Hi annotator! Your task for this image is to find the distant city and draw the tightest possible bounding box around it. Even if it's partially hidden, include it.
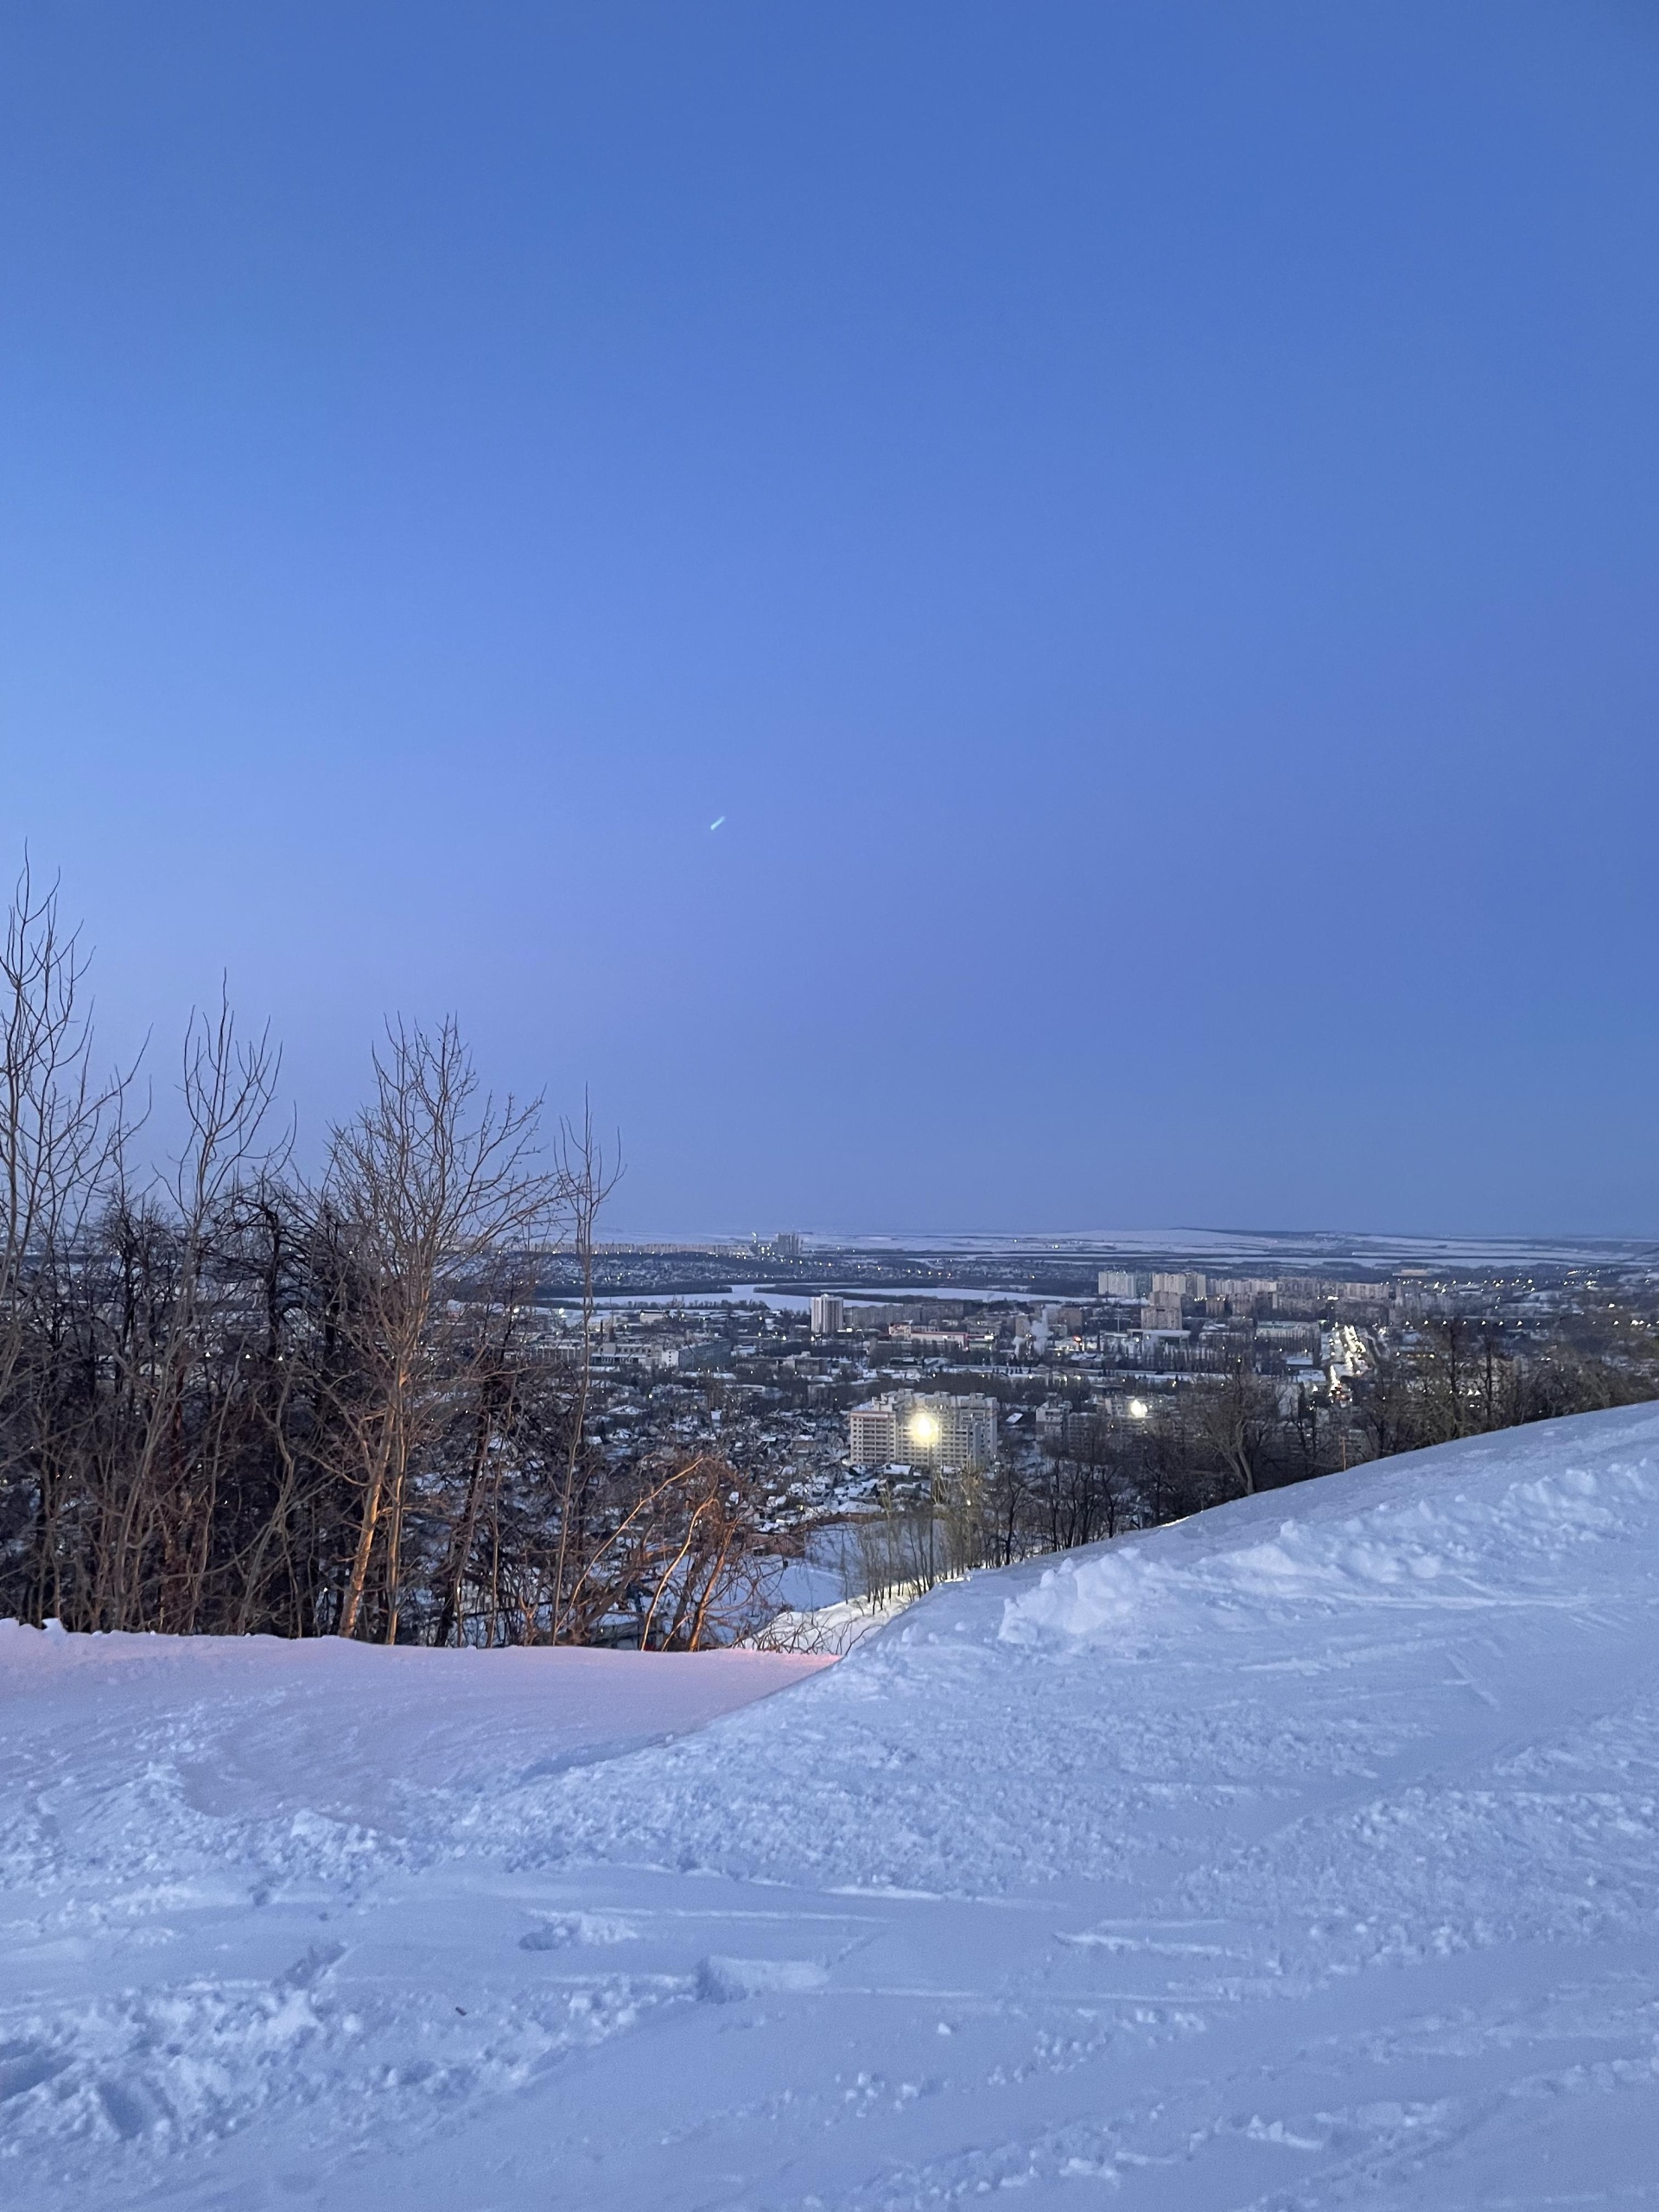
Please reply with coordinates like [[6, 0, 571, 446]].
[[524, 1230, 1659, 1605]]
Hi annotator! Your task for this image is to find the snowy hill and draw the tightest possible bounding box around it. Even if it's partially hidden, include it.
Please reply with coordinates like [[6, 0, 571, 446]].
[[5, 1406, 1659, 2209]]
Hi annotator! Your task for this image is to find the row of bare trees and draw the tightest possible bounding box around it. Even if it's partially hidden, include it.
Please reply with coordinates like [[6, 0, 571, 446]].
[[982, 1323, 1659, 1569], [0, 866, 769, 1646]]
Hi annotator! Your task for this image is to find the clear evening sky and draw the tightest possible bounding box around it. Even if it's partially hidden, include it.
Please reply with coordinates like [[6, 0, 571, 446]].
[[3, 3, 1656, 1237]]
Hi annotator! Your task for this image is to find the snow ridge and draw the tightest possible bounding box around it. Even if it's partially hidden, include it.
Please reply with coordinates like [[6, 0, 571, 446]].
[[5, 1407, 1659, 2209], [1001, 1446, 1653, 1644]]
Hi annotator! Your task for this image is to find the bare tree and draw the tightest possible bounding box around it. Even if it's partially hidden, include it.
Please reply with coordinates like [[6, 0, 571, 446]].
[[0, 861, 132, 1619], [1194, 1361, 1281, 1497], [544, 1102, 620, 1642], [326, 1018, 562, 1642], [88, 990, 286, 1632]]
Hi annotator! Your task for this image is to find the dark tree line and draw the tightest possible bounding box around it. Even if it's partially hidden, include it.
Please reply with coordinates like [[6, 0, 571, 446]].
[[984, 1324, 1659, 1567], [0, 867, 769, 1647]]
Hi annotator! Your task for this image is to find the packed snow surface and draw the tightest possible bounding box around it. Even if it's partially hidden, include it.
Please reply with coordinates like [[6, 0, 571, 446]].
[[6, 1408, 1659, 2209]]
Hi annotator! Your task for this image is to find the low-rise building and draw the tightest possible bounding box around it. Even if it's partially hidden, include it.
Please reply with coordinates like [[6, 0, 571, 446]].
[[1035, 1400, 1070, 1448]]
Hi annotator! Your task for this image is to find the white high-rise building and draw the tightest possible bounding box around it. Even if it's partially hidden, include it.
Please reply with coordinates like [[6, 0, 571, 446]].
[[810, 1294, 845, 1337], [847, 1392, 997, 1472]]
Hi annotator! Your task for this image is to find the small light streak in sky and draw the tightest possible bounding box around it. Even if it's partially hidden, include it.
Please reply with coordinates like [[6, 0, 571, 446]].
[[709, 816, 726, 830]]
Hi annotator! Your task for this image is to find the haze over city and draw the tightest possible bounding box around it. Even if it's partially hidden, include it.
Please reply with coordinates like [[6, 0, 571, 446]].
[[5, 2, 1658, 1236]]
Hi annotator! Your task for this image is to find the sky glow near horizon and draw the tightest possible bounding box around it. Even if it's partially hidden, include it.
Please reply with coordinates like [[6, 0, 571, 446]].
[[2, 3, 1657, 1237]]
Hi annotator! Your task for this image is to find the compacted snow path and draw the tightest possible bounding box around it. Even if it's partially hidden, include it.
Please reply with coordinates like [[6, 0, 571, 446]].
[[5, 1408, 1659, 2209]]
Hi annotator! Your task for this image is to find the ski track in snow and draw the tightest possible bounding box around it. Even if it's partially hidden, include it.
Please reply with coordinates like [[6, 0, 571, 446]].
[[5, 1407, 1659, 2207]]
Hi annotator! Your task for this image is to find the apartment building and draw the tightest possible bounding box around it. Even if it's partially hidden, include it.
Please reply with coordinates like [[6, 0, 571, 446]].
[[848, 1391, 999, 1472]]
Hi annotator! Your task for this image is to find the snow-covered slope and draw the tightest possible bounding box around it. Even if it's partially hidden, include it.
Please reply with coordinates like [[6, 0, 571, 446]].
[[6, 1408, 1659, 2209]]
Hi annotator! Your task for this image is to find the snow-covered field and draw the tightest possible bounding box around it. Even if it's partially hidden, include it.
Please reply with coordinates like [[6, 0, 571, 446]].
[[6, 1407, 1659, 2209]]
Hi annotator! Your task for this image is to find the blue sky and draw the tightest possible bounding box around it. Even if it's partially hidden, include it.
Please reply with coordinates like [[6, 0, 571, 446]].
[[3, 3, 1657, 1235]]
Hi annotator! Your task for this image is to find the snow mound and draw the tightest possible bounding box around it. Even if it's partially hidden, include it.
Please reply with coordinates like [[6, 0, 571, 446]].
[[1000, 1445, 1649, 1644], [7, 1405, 1659, 2209]]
